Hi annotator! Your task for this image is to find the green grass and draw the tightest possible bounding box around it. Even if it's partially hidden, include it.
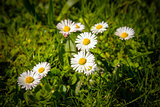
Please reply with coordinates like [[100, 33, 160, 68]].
[[0, 0, 160, 106]]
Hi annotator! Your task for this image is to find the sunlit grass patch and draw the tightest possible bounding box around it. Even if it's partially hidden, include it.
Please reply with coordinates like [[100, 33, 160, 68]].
[[0, 0, 160, 106]]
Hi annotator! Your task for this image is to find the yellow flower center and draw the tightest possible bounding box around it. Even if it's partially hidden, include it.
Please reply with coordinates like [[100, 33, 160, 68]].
[[85, 66, 92, 71], [121, 32, 128, 38], [63, 26, 70, 32], [83, 38, 90, 45], [38, 67, 45, 73], [79, 58, 86, 65], [25, 76, 34, 83], [96, 25, 102, 29], [76, 24, 79, 28], [88, 66, 92, 70]]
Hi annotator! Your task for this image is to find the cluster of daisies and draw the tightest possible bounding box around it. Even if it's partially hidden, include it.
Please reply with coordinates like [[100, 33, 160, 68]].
[[17, 62, 51, 90], [17, 19, 135, 90], [56, 19, 135, 40], [57, 19, 135, 75]]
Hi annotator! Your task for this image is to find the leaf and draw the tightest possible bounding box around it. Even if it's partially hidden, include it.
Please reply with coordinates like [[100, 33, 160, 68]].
[[112, 59, 119, 67], [134, 63, 139, 68], [71, 74, 77, 85], [58, 43, 65, 66], [48, 0, 54, 25], [35, 91, 41, 100], [60, 85, 67, 93], [75, 81, 82, 95], [49, 67, 61, 76], [24, 92, 29, 105], [131, 51, 153, 59], [10, 48, 19, 57], [81, 15, 90, 31], [44, 83, 51, 92], [57, 0, 79, 21], [65, 39, 76, 53]]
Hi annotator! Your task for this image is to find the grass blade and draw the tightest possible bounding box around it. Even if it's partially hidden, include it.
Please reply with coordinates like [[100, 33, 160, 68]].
[[48, 0, 54, 25], [57, 0, 79, 21], [23, 0, 45, 24]]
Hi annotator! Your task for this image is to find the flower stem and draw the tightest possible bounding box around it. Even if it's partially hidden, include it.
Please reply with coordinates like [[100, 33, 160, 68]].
[[68, 36, 71, 57], [75, 72, 84, 95]]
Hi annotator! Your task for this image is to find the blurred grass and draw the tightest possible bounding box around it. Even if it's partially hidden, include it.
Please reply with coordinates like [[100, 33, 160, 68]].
[[0, 0, 160, 106]]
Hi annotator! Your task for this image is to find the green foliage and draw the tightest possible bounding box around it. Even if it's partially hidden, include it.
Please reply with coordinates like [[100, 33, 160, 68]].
[[48, 0, 54, 25], [57, 0, 79, 21], [0, 0, 160, 106]]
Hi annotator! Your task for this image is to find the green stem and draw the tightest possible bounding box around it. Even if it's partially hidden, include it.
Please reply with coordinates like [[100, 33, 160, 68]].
[[75, 73, 84, 95], [79, 72, 84, 87], [68, 36, 71, 57]]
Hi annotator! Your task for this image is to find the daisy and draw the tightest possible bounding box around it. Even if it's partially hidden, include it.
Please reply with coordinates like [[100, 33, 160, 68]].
[[115, 26, 135, 40], [17, 70, 41, 90], [56, 19, 76, 37], [71, 51, 95, 73], [33, 62, 51, 78], [75, 32, 97, 51], [84, 63, 97, 75], [75, 22, 85, 32], [91, 21, 108, 34]]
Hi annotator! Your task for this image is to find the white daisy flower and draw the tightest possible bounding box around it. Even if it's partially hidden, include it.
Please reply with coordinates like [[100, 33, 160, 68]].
[[56, 19, 76, 37], [71, 51, 95, 73], [91, 21, 108, 34], [17, 70, 41, 90], [84, 63, 97, 75], [33, 62, 51, 78], [75, 22, 85, 32], [75, 32, 97, 51], [115, 26, 135, 40]]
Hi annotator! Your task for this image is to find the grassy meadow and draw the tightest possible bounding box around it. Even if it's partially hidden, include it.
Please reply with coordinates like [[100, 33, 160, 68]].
[[0, 0, 160, 106]]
